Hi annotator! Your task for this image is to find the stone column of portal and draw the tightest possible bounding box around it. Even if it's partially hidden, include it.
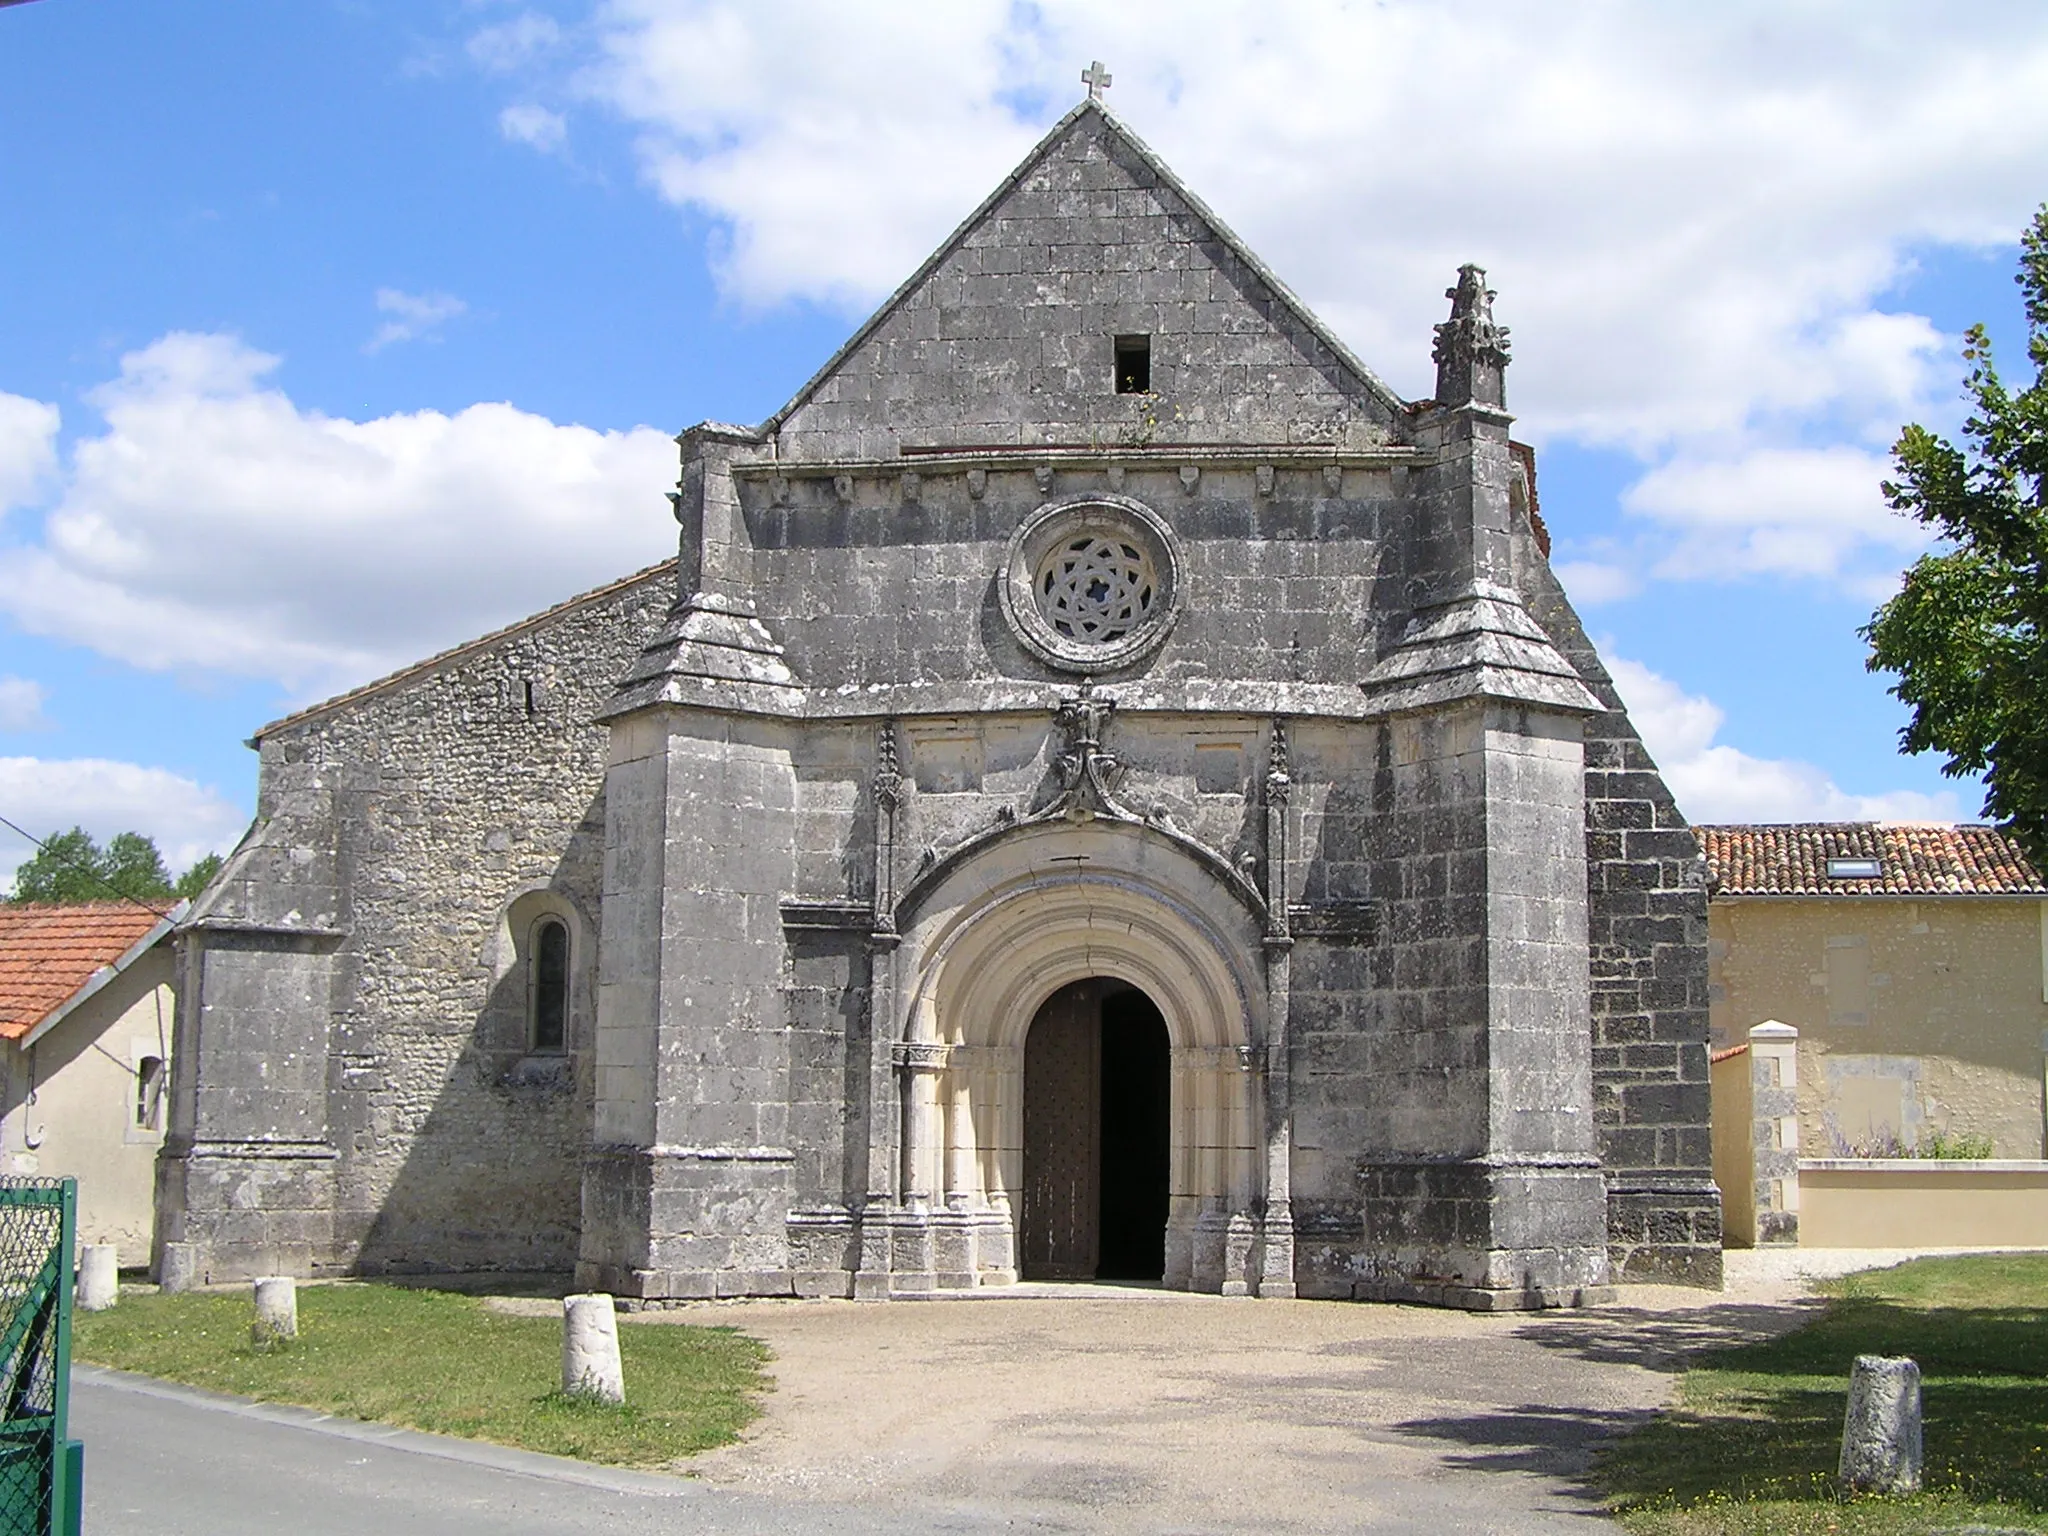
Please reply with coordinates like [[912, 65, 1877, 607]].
[[899, 1044, 940, 1204], [1258, 720, 1297, 1298], [853, 936, 900, 1300], [855, 723, 905, 1300], [944, 1072, 976, 1205], [934, 1066, 979, 1287], [892, 1040, 942, 1291]]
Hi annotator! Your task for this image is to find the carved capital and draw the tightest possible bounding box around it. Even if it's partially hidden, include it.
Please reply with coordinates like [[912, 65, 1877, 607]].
[[892, 1041, 948, 1073]]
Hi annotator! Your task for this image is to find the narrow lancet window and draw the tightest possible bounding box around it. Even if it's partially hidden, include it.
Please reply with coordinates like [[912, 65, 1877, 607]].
[[532, 917, 569, 1053]]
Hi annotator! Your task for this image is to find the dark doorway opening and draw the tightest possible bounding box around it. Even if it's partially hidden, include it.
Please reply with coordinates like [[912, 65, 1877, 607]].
[[1097, 988, 1170, 1279], [1019, 979, 1169, 1282]]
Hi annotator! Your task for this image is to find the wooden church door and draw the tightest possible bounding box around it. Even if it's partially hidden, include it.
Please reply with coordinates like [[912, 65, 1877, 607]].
[[1021, 985, 1100, 1280]]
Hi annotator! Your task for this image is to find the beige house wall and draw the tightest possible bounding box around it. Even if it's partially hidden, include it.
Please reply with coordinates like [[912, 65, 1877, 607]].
[[1709, 897, 2048, 1160], [0, 948, 173, 1260]]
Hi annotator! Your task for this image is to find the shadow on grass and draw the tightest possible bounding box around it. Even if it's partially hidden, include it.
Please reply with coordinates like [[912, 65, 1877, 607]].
[[1592, 1292, 2048, 1524], [363, 1271, 576, 1300]]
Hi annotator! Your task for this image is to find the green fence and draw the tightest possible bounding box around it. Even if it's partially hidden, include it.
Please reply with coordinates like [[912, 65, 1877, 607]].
[[0, 1179, 79, 1536]]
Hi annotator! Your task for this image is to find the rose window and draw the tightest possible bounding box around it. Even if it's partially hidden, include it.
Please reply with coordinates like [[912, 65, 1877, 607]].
[[1036, 536, 1156, 644], [1000, 493, 1184, 672]]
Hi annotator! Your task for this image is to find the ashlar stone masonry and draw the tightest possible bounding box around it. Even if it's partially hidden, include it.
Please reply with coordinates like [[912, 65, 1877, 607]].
[[157, 100, 1721, 1308]]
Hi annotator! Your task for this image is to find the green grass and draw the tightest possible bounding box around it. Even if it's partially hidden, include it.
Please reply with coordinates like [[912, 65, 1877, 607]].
[[1601, 1253, 2048, 1535], [75, 1284, 770, 1467]]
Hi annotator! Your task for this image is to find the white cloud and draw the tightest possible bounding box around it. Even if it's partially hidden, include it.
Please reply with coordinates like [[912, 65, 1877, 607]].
[[0, 391, 60, 517], [1625, 446, 1932, 587], [366, 288, 470, 353], [1606, 653, 1958, 825], [0, 757, 247, 889], [499, 103, 568, 152], [469, 11, 564, 73], [1553, 561, 1639, 607], [0, 678, 47, 733], [0, 332, 679, 699], [0, 678, 46, 733], [565, 2, 2048, 453], [582, 1, 1044, 312]]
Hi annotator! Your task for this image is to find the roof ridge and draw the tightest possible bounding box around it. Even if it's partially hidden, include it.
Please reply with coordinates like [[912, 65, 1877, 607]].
[[253, 558, 677, 741], [758, 99, 1406, 439]]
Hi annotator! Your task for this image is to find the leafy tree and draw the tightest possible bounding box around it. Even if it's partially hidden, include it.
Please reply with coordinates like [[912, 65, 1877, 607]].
[[7, 826, 219, 906], [173, 852, 224, 901], [103, 831, 172, 898], [1864, 203, 2048, 865]]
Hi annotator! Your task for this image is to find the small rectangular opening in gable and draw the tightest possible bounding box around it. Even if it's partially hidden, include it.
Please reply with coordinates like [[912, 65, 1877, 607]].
[[1114, 334, 1151, 395]]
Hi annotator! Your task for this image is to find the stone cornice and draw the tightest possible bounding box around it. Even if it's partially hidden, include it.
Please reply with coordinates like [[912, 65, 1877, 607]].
[[732, 444, 1433, 480]]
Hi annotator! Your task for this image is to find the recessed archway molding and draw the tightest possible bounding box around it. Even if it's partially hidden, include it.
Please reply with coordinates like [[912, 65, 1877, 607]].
[[884, 818, 1271, 1292]]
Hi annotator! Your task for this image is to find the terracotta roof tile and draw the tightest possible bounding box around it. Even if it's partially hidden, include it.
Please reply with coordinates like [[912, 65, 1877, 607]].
[[0, 903, 169, 1040], [1698, 823, 2046, 897]]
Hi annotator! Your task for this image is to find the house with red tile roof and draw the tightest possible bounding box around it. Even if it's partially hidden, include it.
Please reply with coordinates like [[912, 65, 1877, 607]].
[[0, 900, 184, 1257], [1700, 823, 2048, 1249]]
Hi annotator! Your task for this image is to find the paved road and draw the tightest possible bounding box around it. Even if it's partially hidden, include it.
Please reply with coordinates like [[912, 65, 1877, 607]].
[[75, 1367, 996, 1536]]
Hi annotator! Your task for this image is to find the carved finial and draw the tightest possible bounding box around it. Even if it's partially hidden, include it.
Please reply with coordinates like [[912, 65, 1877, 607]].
[[1265, 719, 1292, 807], [874, 719, 903, 810], [1049, 680, 1128, 822], [1081, 60, 1113, 101], [1431, 263, 1511, 409]]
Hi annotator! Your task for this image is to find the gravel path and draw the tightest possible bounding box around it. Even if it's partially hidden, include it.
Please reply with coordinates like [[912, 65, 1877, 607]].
[[524, 1266, 1854, 1534]]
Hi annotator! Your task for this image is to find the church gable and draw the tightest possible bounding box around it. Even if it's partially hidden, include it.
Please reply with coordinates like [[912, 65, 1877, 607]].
[[769, 104, 1402, 461]]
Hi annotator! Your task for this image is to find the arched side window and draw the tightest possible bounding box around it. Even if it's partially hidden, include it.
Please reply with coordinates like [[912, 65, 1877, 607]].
[[530, 916, 570, 1053]]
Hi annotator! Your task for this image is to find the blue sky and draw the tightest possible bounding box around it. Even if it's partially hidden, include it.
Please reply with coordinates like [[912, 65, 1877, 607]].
[[1, 1, 2044, 882]]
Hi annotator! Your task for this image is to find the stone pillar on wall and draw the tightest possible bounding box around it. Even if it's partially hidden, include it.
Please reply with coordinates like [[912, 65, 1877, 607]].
[[1340, 268, 1614, 1308], [152, 791, 345, 1287], [583, 422, 810, 1301], [1747, 1021, 1801, 1245]]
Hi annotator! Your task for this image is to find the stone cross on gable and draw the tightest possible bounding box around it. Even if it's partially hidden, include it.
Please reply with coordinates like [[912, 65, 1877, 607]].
[[1081, 60, 1112, 100]]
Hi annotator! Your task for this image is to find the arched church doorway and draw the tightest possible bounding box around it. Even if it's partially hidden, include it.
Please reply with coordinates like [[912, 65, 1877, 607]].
[[1019, 979, 1170, 1282]]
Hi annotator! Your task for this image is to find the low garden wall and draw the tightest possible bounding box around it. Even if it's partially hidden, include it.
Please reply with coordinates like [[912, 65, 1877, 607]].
[[1798, 1159, 2048, 1247]]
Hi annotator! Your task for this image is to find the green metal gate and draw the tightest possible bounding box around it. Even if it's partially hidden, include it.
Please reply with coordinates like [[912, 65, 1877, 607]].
[[0, 1179, 80, 1536]]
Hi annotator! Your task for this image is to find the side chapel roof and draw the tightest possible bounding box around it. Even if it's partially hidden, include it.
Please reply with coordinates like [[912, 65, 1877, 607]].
[[1699, 822, 2046, 897], [251, 559, 677, 742]]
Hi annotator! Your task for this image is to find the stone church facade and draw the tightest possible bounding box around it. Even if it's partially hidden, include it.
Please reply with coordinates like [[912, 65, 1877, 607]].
[[157, 101, 1721, 1308]]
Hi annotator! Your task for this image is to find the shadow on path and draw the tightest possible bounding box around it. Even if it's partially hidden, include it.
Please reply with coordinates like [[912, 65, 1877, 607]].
[[1509, 1299, 1821, 1372]]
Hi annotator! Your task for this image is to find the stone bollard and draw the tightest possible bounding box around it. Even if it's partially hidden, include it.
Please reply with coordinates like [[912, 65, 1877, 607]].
[[1839, 1354, 1922, 1494], [158, 1242, 198, 1294], [561, 1293, 625, 1404], [76, 1244, 118, 1312], [251, 1276, 299, 1344]]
